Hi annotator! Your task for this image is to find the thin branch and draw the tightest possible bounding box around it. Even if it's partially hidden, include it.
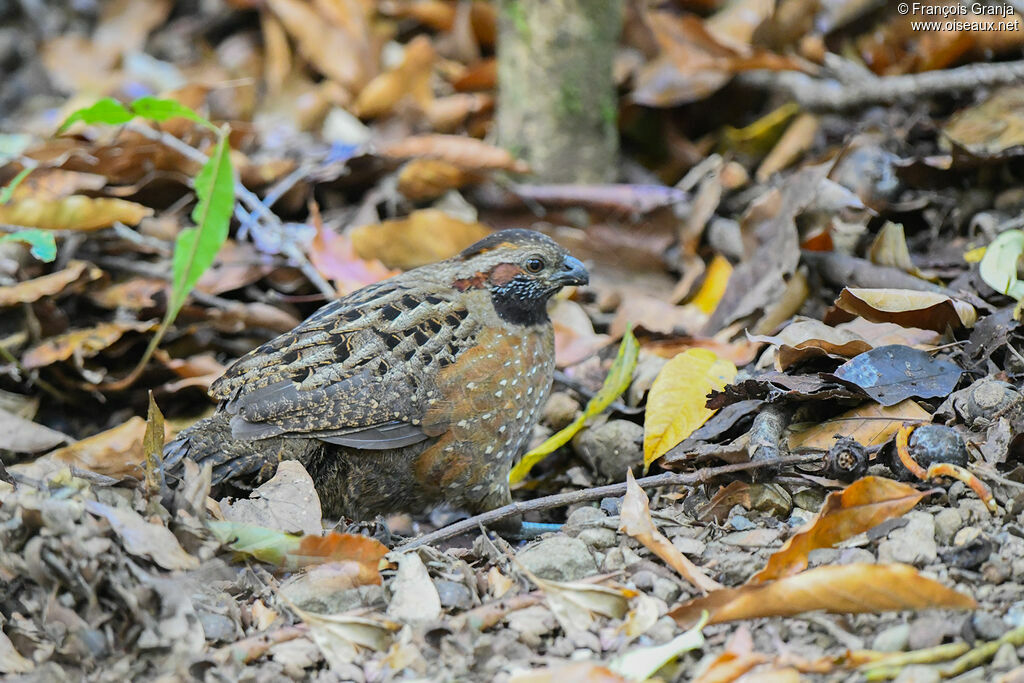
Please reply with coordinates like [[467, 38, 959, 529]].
[[396, 453, 823, 550], [737, 60, 1024, 110]]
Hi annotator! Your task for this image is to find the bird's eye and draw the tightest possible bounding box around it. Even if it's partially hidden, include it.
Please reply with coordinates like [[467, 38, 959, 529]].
[[525, 257, 546, 273]]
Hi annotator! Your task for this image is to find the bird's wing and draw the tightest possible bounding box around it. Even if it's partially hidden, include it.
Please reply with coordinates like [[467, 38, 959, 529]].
[[209, 278, 478, 448]]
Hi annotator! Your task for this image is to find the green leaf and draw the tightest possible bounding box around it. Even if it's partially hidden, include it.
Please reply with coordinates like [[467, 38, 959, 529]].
[[0, 167, 33, 205], [0, 229, 57, 262], [130, 96, 218, 133], [57, 97, 134, 133], [207, 520, 389, 571], [509, 326, 640, 484], [168, 134, 234, 319], [980, 229, 1024, 301]]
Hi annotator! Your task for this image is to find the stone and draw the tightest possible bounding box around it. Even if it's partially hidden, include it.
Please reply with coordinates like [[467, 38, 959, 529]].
[[566, 505, 606, 530], [878, 512, 936, 565], [600, 497, 622, 516], [872, 624, 910, 652], [983, 556, 1011, 585], [518, 536, 598, 581], [577, 527, 617, 549], [972, 611, 1008, 640], [749, 484, 792, 517], [651, 577, 680, 604], [572, 420, 644, 482], [631, 570, 655, 591], [387, 553, 442, 625], [434, 580, 474, 611], [671, 536, 706, 556], [934, 508, 963, 545], [837, 548, 876, 565], [542, 391, 580, 430], [728, 515, 756, 531], [507, 605, 557, 647]]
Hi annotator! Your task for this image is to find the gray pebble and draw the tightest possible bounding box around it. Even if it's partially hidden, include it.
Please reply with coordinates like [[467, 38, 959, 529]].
[[518, 536, 598, 581], [577, 527, 618, 549], [872, 624, 910, 652], [934, 508, 963, 545], [434, 580, 474, 611], [972, 611, 1008, 641]]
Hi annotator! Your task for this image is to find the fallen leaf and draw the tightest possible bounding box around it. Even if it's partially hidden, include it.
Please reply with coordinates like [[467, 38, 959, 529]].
[[221, 461, 323, 535], [690, 254, 732, 314], [0, 409, 72, 453], [979, 229, 1024, 300], [669, 563, 975, 627], [0, 195, 153, 230], [396, 159, 473, 201], [788, 399, 931, 450], [353, 35, 435, 118], [609, 612, 708, 681], [551, 298, 610, 367], [830, 345, 962, 406], [21, 320, 156, 368], [208, 521, 389, 573], [531, 575, 634, 635], [15, 417, 157, 479], [644, 349, 737, 469], [309, 221, 399, 294], [510, 662, 629, 683], [835, 288, 977, 332], [386, 552, 442, 625], [288, 603, 399, 669], [350, 209, 491, 269], [620, 470, 723, 593], [377, 134, 530, 173], [749, 477, 934, 583], [84, 499, 200, 570], [0, 260, 102, 307]]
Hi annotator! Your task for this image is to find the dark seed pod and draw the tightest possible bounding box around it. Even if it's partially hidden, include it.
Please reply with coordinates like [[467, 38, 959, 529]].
[[889, 423, 968, 480], [823, 436, 869, 480]]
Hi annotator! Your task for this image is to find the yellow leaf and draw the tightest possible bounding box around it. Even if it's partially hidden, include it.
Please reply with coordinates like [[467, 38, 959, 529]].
[[690, 254, 732, 314], [0, 195, 152, 230], [643, 349, 737, 470]]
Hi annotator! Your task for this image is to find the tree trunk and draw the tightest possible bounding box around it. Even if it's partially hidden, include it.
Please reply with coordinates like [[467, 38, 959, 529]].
[[496, 0, 623, 183]]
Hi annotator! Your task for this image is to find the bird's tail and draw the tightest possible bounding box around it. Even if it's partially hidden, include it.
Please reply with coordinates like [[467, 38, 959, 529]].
[[162, 412, 302, 486]]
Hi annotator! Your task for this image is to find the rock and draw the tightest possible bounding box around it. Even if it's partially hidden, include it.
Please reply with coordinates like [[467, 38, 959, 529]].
[[671, 536, 706, 556], [983, 556, 1011, 584], [993, 642, 1021, 670], [506, 605, 557, 647], [793, 488, 825, 512], [877, 512, 936, 565], [972, 611, 1008, 640], [600, 497, 623, 516], [518, 536, 598, 580], [908, 615, 963, 650], [729, 515, 756, 531], [934, 508, 963, 545], [837, 548, 876, 565], [719, 529, 781, 547], [958, 499, 991, 524], [651, 577, 680, 604], [631, 570, 655, 590], [602, 546, 643, 572], [387, 553, 442, 625], [543, 392, 580, 430], [808, 548, 840, 567], [566, 505, 605, 530], [893, 665, 940, 683], [872, 624, 910, 652], [954, 526, 982, 546], [577, 527, 617, 549], [434, 580, 474, 610], [572, 420, 643, 482]]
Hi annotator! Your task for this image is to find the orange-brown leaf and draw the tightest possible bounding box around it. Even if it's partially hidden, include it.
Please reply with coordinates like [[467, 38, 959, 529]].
[[0, 260, 102, 307], [350, 209, 491, 269], [620, 470, 723, 593], [669, 563, 975, 627], [21, 320, 155, 369], [835, 288, 976, 332], [749, 477, 934, 583], [377, 134, 530, 173], [0, 196, 153, 231], [396, 159, 472, 201]]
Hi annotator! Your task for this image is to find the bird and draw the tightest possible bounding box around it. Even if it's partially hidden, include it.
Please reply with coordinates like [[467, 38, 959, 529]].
[[163, 228, 589, 522]]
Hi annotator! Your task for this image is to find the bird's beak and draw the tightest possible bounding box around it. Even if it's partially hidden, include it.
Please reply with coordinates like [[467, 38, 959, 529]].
[[553, 255, 589, 286]]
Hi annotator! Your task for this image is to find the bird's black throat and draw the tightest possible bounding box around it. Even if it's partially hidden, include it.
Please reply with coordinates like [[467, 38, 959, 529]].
[[490, 276, 550, 326]]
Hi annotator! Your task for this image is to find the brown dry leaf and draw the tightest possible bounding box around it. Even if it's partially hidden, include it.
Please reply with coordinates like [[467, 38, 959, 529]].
[[309, 222, 398, 295], [0, 196, 153, 231], [221, 461, 323, 535], [84, 499, 200, 570], [396, 159, 472, 201], [381, 0, 456, 31], [21, 320, 155, 369], [750, 477, 934, 583], [350, 209, 491, 269], [868, 222, 936, 281], [0, 260, 102, 307], [162, 353, 226, 393], [87, 278, 167, 310], [424, 93, 493, 132], [669, 563, 975, 627], [452, 58, 497, 91], [9, 169, 106, 201], [0, 408, 73, 454], [265, 0, 374, 91], [944, 86, 1024, 158], [261, 12, 291, 94], [788, 399, 930, 450], [610, 295, 707, 337], [531, 576, 634, 635], [377, 134, 530, 173], [353, 35, 435, 118], [749, 319, 872, 370], [195, 240, 273, 295], [286, 604, 399, 670], [620, 470, 723, 593], [835, 288, 977, 332], [17, 417, 161, 480], [644, 349, 738, 469], [756, 112, 819, 181]]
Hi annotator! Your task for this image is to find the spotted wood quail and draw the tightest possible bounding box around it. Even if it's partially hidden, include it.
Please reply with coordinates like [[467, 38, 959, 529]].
[[164, 229, 588, 520]]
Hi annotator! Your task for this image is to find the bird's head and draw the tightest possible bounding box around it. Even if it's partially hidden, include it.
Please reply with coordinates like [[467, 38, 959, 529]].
[[448, 229, 589, 326]]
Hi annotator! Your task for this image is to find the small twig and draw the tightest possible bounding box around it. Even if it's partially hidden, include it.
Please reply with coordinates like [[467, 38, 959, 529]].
[[396, 453, 822, 550], [737, 60, 1024, 110]]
